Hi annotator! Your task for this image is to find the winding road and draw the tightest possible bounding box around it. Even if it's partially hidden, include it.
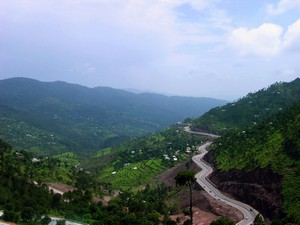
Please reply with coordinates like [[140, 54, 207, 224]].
[[184, 126, 221, 138], [185, 126, 259, 225], [193, 143, 259, 225]]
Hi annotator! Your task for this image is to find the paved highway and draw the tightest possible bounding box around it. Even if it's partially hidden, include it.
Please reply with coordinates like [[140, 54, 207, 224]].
[[193, 142, 259, 225], [184, 126, 221, 138], [0, 222, 11, 225], [49, 217, 85, 225]]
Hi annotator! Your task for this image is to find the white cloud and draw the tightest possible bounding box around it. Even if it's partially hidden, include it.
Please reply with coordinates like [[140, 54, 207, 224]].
[[283, 19, 300, 52], [266, 0, 300, 15], [114, 0, 220, 45], [0, 0, 229, 48], [228, 19, 300, 56], [0, 0, 229, 69], [228, 23, 283, 56]]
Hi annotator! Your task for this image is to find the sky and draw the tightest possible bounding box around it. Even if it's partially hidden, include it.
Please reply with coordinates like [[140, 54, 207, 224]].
[[0, 0, 300, 100]]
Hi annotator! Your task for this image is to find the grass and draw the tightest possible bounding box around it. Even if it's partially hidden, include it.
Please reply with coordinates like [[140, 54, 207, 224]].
[[95, 147, 113, 157], [98, 158, 168, 190], [53, 152, 79, 164]]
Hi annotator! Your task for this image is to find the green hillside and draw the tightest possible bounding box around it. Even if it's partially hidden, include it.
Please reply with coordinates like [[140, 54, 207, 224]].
[[192, 78, 300, 134], [0, 77, 227, 156], [208, 101, 300, 223], [0, 138, 175, 225], [85, 124, 206, 190]]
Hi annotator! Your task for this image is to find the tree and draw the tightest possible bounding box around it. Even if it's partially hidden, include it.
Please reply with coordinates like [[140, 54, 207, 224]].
[[0, 139, 11, 172], [57, 220, 66, 225], [51, 193, 62, 209], [21, 206, 34, 221], [175, 170, 196, 225], [254, 214, 265, 225], [3, 210, 19, 222], [210, 216, 235, 225], [41, 215, 51, 225]]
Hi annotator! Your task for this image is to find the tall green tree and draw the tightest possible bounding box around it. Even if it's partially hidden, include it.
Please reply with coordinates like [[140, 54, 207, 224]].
[[175, 170, 196, 225], [0, 139, 11, 172]]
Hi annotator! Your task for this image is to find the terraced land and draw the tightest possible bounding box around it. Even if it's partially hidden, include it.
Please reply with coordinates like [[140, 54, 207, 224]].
[[99, 159, 169, 190]]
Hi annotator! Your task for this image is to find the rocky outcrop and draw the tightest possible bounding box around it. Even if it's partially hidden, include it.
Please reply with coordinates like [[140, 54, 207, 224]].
[[204, 151, 284, 221]]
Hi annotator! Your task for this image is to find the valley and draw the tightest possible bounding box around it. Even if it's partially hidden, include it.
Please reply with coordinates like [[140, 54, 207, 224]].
[[0, 78, 300, 225], [0, 78, 227, 156]]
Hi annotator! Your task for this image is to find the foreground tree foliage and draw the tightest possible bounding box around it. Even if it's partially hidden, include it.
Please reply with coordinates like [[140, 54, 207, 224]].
[[175, 170, 196, 225]]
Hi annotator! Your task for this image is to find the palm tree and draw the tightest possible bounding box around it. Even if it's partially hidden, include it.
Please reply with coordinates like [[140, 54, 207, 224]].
[[175, 170, 196, 224]]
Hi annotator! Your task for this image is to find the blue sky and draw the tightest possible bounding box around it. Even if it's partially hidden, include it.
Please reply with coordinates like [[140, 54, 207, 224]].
[[1, 0, 300, 100]]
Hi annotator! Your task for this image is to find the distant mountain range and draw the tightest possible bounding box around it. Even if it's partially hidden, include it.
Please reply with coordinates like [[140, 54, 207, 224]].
[[123, 88, 173, 96], [0, 77, 227, 155]]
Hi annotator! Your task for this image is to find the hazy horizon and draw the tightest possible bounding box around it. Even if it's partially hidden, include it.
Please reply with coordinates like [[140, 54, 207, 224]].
[[1, 0, 300, 100]]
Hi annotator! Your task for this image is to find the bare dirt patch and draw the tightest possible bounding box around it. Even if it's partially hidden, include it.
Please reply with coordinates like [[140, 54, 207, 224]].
[[170, 208, 218, 225], [47, 183, 76, 193]]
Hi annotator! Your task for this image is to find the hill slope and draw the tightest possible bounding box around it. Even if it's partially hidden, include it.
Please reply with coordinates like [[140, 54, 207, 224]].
[[204, 100, 300, 223], [0, 138, 176, 225], [192, 78, 300, 134], [0, 77, 227, 155], [84, 124, 206, 190]]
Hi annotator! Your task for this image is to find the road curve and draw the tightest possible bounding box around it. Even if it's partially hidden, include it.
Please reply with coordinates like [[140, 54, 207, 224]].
[[192, 142, 259, 225], [184, 126, 221, 138]]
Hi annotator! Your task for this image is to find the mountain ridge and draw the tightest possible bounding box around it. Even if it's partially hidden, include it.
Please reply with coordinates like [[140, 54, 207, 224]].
[[191, 78, 300, 134], [0, 77, 227, 155], [201, 93, 300, 223]]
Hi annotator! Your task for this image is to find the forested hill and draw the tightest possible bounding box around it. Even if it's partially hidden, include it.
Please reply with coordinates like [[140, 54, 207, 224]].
[[191, 78, 300, 134], [0, 77, 227, 155], [207, 100, 300, 223]]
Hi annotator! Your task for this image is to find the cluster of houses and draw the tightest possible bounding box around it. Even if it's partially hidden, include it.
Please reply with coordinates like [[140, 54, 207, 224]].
[[163, 154, 178, 161], [15, 151, 42, 163], [163, 146, 195, 162], [110, 144, 198, 175]]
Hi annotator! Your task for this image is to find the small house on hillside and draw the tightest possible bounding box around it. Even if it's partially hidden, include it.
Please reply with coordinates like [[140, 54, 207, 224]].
[[185, 147, 192, 154], [32, 158, 40, 163]]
